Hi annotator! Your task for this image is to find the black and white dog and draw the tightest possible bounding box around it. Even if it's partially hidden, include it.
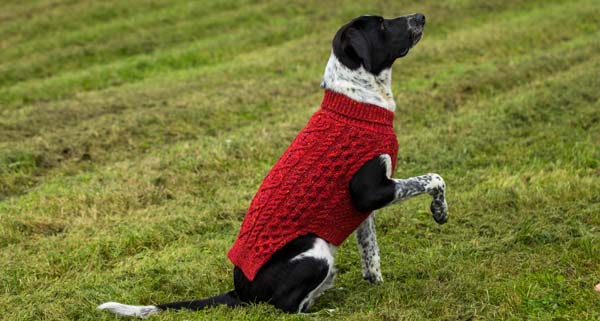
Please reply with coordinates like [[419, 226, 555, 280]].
[[98, 13, 447, 318]]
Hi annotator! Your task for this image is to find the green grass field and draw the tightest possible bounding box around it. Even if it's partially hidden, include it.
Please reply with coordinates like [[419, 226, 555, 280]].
[[1, 0, 599, 320]]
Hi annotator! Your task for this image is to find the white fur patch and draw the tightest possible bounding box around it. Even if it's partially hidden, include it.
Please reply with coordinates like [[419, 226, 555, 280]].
[[292, 238, 337, 312], [426, 173, 445, 190], [291, 238, 336, 265], [321, 53, 396, 111], [379, 154, 392, 178], [97, 302, 160, 318]]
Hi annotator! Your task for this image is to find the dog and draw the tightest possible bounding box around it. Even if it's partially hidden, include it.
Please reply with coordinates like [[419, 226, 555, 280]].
[[98, 13, 447, 318]]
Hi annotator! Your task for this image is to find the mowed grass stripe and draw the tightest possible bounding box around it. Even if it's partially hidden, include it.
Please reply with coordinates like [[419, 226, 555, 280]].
[[0, 0, 276, 66], [0, 0, 567, 93], [394, 30, 600, 121], [0, 0, 567, 71], [0, 0, 251, 50], [0, 0, 589, 103], [0, 0, 291, 88], [0, 1, 346, 104], [3, 11, 598, 138], [0, 0, 71, 23]]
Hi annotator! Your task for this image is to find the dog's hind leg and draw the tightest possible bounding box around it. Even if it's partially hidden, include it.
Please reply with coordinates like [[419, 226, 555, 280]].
[[350, 154, 448, 224], [234, 235, 336, 313], [356, 214, 383, 283]]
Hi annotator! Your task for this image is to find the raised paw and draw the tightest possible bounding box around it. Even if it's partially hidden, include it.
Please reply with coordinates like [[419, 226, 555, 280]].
[[430, 191, 448, 224], [426, 174, 448, 224]]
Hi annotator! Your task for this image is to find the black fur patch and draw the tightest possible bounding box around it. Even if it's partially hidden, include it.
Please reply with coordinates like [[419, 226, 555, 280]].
[[234, 234, 330, 313], [349, 156, 396, 212]]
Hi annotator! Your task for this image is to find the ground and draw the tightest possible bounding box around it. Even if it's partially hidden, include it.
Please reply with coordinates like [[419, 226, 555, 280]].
[[0, 0, 599, 320]]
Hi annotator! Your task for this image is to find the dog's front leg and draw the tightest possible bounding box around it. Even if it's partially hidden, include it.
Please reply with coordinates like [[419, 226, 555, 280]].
[[390, 172, 448, 224], [356, 214, 383, 283], [350, 154, 448, 224]]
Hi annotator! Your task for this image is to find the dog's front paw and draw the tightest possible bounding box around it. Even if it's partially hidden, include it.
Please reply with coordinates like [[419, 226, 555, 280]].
[[363, 272, 383, 284], [427, 174, 448, 224], [430, 190, 448, 224], [362, 268, 383, 284]]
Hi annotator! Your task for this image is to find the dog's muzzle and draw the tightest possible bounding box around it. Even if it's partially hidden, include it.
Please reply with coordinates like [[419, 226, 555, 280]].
[[408, 13, 425, 47]]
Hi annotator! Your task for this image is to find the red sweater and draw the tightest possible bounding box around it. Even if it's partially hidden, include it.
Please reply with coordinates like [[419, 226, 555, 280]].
[[228, 90, 398, 280]]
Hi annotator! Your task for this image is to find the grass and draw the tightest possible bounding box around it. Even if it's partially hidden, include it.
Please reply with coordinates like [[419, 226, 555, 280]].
[[0, 0, 599, 320]]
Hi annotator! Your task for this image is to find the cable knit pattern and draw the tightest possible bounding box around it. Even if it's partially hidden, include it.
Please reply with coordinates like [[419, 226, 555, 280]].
[[228, 90, 398, 280]]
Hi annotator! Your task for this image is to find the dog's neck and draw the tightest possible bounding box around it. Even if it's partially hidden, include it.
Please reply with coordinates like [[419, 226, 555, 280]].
[[320, 52, 396, 112]]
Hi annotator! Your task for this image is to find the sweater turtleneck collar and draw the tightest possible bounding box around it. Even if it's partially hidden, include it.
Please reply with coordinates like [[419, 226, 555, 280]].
[[320, 90, 395, 128]]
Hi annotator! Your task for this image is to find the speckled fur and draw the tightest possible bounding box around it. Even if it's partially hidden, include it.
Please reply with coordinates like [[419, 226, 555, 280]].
[[356, 215, 383, 283], [380, 154, 448, 223], [321, 53, 396, 111]]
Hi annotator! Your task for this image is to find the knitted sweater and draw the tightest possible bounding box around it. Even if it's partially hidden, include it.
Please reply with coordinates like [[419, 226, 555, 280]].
[[228, 90, 398, 281]]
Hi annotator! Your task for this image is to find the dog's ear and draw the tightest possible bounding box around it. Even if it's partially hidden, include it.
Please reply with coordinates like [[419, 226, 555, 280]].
[[342, 27, 372, 71], [343, 27, 373, 71], [333, 23, 373, 71]]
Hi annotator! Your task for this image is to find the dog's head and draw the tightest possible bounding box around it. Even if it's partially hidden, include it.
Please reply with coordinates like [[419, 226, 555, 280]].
[[332, 13, 425, 75]]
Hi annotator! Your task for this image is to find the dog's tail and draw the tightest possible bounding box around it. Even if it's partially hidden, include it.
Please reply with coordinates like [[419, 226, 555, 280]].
[[97, 290, 242, 318]]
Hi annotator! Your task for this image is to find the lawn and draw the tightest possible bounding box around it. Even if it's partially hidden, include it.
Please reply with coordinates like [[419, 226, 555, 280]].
[[1, 0, 599, 320]]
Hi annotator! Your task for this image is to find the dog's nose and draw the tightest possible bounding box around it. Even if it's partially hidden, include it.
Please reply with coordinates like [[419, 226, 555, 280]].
[[414, 13, 425, 26]]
